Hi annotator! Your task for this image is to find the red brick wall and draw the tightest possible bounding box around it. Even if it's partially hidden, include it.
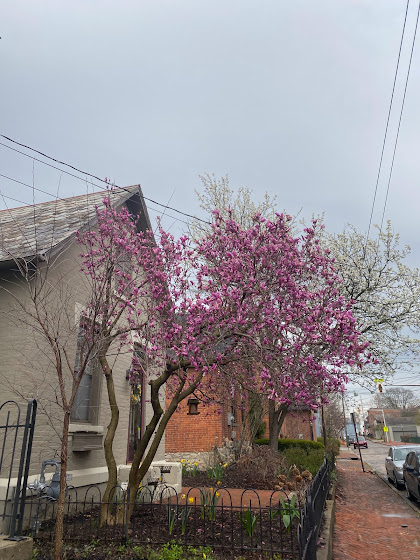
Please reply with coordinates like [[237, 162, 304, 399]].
[[261, 409, 314, 440], [166, 398, 226, 453]]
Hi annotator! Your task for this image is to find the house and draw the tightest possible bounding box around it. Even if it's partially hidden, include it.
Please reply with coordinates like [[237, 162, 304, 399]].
[[165, 370, 317, 466], [0, 186, 178, 517], [366, 408, 420, 442]]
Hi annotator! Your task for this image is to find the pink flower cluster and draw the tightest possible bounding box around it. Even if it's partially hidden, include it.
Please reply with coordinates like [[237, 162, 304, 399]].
[[76, 198, 368, 410]]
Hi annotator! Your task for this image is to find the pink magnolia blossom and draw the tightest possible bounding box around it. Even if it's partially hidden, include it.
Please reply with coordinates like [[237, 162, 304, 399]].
[[77, 197, 368, 423]]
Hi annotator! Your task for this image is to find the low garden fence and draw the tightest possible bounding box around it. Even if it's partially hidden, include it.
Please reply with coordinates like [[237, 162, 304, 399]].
[[297, 453, 333, 560], [25, 454, 333, 559], [26, 484, 301, 558]]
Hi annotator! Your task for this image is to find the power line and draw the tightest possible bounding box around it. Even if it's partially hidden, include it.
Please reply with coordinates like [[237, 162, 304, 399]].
[[366, 0, 410, 240], [0, 172, 190, 226], [380, 0, 420, 231], [0, 172, 73, 204], [0, 135, 211, 225]]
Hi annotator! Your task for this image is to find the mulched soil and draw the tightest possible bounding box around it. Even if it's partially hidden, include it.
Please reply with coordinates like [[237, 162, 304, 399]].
[[33, 501, 299, 560], [183, 464, 278, 490], [333, 452, 420, 560]]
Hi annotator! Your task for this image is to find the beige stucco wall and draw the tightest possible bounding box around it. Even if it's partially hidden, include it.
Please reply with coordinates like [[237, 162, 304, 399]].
[[0, 238, 165, 487]]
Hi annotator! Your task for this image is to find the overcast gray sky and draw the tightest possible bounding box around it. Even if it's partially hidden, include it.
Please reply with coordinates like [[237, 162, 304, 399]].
[[2, 1, 420, 401]]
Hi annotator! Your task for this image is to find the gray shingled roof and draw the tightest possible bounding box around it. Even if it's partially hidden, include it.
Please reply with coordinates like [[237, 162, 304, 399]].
[[0, 186, 145, 264]]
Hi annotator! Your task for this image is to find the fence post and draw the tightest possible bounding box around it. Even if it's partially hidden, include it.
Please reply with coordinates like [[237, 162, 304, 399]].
[[16, 400, 37, 537], [7, 399, 37, 540]]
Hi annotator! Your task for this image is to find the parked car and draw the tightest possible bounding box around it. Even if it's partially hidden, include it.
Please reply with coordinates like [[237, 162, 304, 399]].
[[353, 436, 368, 449], [347, 435, 355, 446], [403, 450, 420, 501], [386, 445, 420, 488]]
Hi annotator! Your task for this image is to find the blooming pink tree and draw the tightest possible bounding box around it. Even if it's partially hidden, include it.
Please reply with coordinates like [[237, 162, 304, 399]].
[[77, 199, 367, 516]]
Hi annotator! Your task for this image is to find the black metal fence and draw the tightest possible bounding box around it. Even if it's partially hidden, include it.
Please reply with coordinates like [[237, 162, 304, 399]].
[[297, 453, 333, 560], [21, 450, 333, 559], [26, 484, 301, 558], [0, 399, 37, 540]]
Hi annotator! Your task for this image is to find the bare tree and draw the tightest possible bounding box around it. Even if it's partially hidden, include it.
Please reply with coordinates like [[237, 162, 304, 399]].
[[380, 387, 419, 410], [323, 394, 346, 438]]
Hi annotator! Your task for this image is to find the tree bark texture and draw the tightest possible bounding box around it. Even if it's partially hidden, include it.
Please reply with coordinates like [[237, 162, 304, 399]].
[[268, 400, 289, 450], [100, 364, 120, 524], [53, 410, 70, 560]]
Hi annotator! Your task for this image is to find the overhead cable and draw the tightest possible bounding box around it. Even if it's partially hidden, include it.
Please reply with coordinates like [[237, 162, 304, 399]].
[[380, 0, 420, 231], [0, 135, 211, 225], [366, 0, 410, 241]]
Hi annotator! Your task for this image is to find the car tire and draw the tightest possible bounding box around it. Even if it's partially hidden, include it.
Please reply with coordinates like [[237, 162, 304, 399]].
[[393, 471, 401, 488], [406, 484, 416, 501]]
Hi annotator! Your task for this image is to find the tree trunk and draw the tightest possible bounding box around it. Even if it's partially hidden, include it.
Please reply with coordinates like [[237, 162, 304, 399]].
[[53, 410, 70, 560], [268, 401, 289, 451], [101, 369, 120, 524], [321, 405, 328, 451]]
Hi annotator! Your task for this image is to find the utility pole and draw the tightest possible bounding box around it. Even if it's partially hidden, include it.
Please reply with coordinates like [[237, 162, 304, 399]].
[[351, 412, 365, 473], [341, 394, 349, 447], [374, 378, 388, 442], [354, 392, 366, 435], [380, 396, 389, 443]]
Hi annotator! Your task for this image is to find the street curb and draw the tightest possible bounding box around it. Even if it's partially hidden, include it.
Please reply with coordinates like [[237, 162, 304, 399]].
[[316, 480, 337, 560]]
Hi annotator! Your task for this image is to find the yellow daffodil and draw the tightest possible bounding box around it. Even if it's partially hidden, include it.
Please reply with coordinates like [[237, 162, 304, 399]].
[[217, 480, 222, 485], [181, 494, 186, 500], [188, 497, 194, 504], [215, 492, 220, 498], [223, 463, 228, 468]]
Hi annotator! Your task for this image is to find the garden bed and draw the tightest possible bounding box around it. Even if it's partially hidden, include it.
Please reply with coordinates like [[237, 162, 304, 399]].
[[30, 494, 300, 560]]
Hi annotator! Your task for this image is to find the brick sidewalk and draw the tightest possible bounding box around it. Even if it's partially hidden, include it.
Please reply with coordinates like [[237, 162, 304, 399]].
[[333, 449, 420, 559]]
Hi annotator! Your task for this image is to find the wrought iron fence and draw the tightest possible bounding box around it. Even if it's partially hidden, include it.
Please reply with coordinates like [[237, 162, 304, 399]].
[[0, 399, 37, 540], [297, 453, 333, 560], [23, 452, 334, 559], [26, 484, 301, 558]]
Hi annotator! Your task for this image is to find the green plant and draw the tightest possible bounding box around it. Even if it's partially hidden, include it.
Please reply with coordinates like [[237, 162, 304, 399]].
[[167, 505, 178, 535], [206, 462, 226, 481], [200, 488, 220, 521], [31, 549, 38, 560], [254, 421, 266, 439], [238, 508, 259, 537], [283, 446, 325, 475], [255, 437, 324, 453], [181, 459, 201, 477], [80, 538, 101, 558], [279, 495, 300, 530], [187, 546, 213, 560], [131, 544, 147, 558], [117, 542, 129, 553], [317, 437, 341, 457], [158, 542, 185, 560]]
